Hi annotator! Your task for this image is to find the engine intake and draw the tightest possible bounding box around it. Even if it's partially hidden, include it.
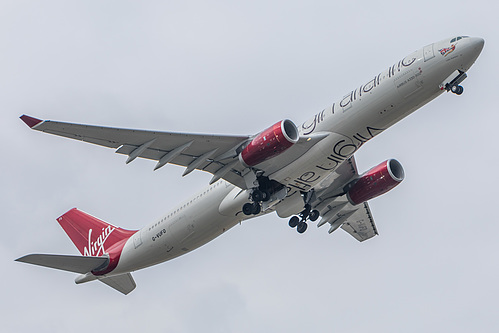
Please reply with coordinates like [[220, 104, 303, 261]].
[[239, 119, 299, 167], [346, 159, 405, 205]]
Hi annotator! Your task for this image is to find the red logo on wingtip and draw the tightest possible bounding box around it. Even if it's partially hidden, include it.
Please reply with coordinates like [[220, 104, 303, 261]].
[[20, 115, 43, 128]]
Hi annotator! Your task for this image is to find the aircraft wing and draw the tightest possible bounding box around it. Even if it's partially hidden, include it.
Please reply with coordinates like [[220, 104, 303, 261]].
[[20, 115, 251, 189], [311, 156, 378, 242]]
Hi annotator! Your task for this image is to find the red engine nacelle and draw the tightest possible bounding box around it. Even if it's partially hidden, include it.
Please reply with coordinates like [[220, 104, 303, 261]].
[[239, 119, 299, 167], [346, 159, 405, 205]]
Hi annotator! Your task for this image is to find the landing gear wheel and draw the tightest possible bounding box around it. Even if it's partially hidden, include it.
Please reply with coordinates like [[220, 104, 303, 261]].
[[252, 189, 271, 202], [243, 203, 254, 216], [451, 84, 464, 95], [251, 202, 261, 215], [289, 216, 299, 228], [261, 190, 270, 202], [251, 190, 264, 202], [297, 221, 308, 234], [309, 210, 320, 222]]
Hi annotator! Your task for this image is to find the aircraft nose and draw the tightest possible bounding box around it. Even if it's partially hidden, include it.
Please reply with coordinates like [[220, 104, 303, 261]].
[[470, 37, 485, 55], [459, 37, 484, 71]]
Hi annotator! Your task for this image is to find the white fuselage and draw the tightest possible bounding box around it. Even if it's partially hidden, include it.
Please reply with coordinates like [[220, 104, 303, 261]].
[[111, 37, 484, 276]]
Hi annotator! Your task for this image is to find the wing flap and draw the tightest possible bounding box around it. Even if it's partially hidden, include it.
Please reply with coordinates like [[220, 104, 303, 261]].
[[315, 199, 378, 242], [340, 202, 378, 242]]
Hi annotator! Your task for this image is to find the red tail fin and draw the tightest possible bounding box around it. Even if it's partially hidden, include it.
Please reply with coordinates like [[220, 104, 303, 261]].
[[57, 208, 136, 257]]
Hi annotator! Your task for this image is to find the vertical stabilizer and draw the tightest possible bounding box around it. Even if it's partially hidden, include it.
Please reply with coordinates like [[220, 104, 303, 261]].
[[57, 208, 136, 257]]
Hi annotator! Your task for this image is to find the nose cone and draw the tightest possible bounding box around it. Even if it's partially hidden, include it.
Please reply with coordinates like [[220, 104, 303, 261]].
[[470, 37, 485, 55], [459, 36, 485, 71]]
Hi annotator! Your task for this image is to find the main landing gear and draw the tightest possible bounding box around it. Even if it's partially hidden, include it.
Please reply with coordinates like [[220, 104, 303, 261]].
[[242, 176, 276, 216], [243, 188, 270, 216], [242, 202, 261, 215], [288, 204, 320, 234]]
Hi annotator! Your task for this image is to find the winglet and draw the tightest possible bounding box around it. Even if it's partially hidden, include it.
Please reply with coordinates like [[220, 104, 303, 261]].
[[20, 115, 43, 128]]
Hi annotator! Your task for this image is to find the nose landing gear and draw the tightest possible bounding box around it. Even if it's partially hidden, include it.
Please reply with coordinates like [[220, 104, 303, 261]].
[[445, 70, 467, 95], [451, 84, 464, 95]]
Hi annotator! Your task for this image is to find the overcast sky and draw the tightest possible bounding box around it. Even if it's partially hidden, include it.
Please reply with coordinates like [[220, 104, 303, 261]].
[[1, 1, 498, 332]]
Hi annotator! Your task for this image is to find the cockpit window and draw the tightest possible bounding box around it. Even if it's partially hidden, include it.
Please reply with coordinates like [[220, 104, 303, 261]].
[[450, 36, 469, 43]]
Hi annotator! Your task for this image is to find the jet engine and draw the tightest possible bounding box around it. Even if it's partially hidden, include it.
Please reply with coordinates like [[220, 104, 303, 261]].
[[346, 159, 405, 205], [239, 119, 299, 167]]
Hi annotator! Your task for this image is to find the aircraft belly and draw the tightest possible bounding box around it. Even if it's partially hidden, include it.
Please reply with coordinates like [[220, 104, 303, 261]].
[[114, 184, 240, 273], [269, 133, 353, 193], [219, 186, 248, 217]]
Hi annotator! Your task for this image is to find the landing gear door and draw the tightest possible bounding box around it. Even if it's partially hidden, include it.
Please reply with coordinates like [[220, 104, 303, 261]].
[[423, 44, 435, 62]]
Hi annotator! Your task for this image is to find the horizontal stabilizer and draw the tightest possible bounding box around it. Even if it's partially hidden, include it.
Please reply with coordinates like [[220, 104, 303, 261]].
[[16, 254, 108, 274], [99, 273, 136, 295]]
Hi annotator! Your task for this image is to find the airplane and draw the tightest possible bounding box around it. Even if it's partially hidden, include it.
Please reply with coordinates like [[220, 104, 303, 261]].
[[16, 36, 484, 295]]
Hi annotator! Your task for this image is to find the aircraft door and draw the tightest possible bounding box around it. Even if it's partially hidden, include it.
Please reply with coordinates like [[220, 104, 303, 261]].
[[133, 230, 142, 248], [423, 44, 435, 62]]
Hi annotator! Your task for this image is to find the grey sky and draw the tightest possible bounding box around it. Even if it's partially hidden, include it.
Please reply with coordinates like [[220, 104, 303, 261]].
[[2, 1, 498, 332]]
